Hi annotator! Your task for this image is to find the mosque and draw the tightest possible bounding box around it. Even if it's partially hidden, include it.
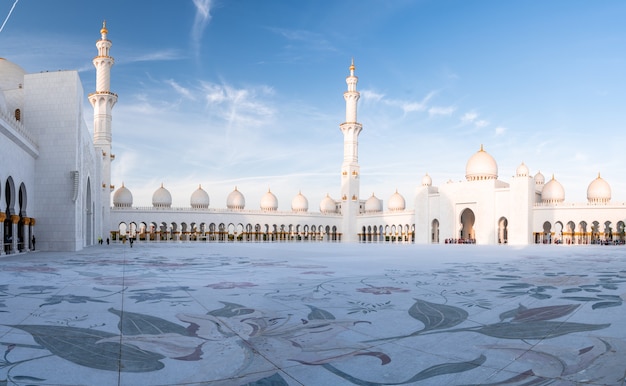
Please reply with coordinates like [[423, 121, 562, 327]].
[[1, 24, 624, 253]]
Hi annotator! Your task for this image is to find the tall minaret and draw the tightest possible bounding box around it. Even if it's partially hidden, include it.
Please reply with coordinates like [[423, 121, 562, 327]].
[[89, 21, 117, 239], [339, 59, 362, 242]]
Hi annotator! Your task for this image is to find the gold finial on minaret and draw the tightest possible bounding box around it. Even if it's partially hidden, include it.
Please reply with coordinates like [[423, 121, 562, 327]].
[[100, 20, 108, 35], [349, 57, 355, 72]]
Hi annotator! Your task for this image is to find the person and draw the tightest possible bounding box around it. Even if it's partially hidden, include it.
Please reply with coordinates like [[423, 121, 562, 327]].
[[32, 236, 35, 250], [129, 238, 134, 248], [106, 238, 109, 245]]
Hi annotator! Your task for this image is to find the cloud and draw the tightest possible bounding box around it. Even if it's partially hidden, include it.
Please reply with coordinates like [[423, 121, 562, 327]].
[[268, 27, 336, 53], [494, 126, 507, 136], [166, 79, 196, 100], [360, 89, 385, 103], [475, 119, 489, 128], [461, 111, 478, 124], [200, 81, 275, 126], [460, 111, 488, 127], [191, 0, 213, 54], [126, 50, 184, 63], [363, 90, 436, 115], [428, 106, 456, 116]]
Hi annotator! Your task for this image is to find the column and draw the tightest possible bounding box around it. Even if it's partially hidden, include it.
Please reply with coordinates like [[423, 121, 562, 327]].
[[22, 217, 30, 251], [11, 215, 19, 253], [0, 212, 5, 255]]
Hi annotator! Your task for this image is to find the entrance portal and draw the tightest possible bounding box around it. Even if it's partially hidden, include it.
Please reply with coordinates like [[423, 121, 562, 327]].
[[460, 208, 475, 242]]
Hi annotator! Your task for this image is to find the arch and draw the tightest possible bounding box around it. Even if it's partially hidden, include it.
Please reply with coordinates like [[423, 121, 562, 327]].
[[431, 219, 439, 244], [118, 222, 128, 242], [591, 221, 600, 244], [617, 221, 625, 244], [554, 221, 563, 244], [497, 217, 508, 244], [18, 183, 27, 216], [564, 221, 575, 245], [460, 208, 475, 242], [604, 221, 613, 243], [4, 177, 16, 215], [542, 221, 552, 244], [578, 221, 588, 244]]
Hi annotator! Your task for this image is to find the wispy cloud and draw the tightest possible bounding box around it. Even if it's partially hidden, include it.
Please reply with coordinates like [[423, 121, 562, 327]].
[[126, 50, 184, 63], [494, 126, 507, 136], [200, 81, 275, 127], [191, 0, 213, 55], [269, 27, 336, 52], [428, 106, 456, 117], [461, 111, 489, 127], [461, 111, 478, 124], [363, 90, 437, 115], [166, 79, 196, 100]]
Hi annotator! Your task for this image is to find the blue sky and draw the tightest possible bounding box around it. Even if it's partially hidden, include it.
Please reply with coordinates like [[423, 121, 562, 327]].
[[2, 0, 626, 209]]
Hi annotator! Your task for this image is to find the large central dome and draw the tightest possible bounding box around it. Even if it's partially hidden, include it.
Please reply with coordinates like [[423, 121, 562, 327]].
[[466, 145, 498, 181]]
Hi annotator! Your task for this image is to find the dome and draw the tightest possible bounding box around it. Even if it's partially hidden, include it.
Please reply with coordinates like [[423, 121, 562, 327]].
[[113, 183, 133, 208], [152, 184, 172, 208], [0, 58, 26, 92], [291, 191, 309, 212], [534, 171, 545, 185], [421, 173, 432, 186], [260, 189, 278, 211], [320, 194, 336, 214], [364, 193, 382, 213], [516, 162, 529, 177], [542, 175, 565, 204], [465, 145, 498, 181], [226, 187, 245, 210], [388, 190, 406, 211], [587, 173, 611, 204], [190, 185, 210, 209]]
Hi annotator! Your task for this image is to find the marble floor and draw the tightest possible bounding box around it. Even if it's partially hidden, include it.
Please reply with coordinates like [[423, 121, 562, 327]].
[[0, 242, 625, 385]]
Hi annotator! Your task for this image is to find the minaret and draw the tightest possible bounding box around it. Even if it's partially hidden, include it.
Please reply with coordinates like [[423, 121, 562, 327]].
[[339, 59, 362, 242], [89, 21, 117, 239]]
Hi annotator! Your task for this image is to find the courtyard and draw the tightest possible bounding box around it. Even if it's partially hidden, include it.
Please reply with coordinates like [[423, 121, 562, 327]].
[[0, 243, 624, 385]]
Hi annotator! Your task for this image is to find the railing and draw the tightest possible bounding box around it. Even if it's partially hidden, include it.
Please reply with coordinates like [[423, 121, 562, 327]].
[[0, 108, 38, 149]]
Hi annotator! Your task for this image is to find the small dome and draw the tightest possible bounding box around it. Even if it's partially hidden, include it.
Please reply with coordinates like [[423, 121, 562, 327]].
[[190, 185, 210, 209], [542, 175, 565, 203], [516, 162, 529, 177], [152, 183, 172, 208], [320, 194, 336, 214], [364, 193, 382, 213], [113, 183, 133, 207], [226, 187, 245, 210], [534, 171, 545, 185], [0, 58, 26, 92], [466, 145, 498, 181], [291, 191, 309, 212], [421, 173, 432, 186], [587, 173, 611, 204], [260, 189, 278, 211], [388, 190, 406, 211]]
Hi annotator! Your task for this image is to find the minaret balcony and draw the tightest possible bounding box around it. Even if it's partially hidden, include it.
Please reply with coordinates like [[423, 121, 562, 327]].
[[88, 91, 118, 97]]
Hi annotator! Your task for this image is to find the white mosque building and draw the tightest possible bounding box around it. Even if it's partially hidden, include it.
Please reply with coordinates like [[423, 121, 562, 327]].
[[1, 23, 625, 253]]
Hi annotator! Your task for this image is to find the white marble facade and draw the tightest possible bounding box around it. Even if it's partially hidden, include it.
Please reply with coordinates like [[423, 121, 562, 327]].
[[1, 23, 625, 252]]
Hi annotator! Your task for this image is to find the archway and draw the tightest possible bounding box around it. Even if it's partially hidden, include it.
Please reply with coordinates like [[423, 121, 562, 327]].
[[554, 221, 563, 244], [543, 221, 552, 244], [497, 217, 508, 244], [460, 208, 475, 242], [431, 219, 439, 243]]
